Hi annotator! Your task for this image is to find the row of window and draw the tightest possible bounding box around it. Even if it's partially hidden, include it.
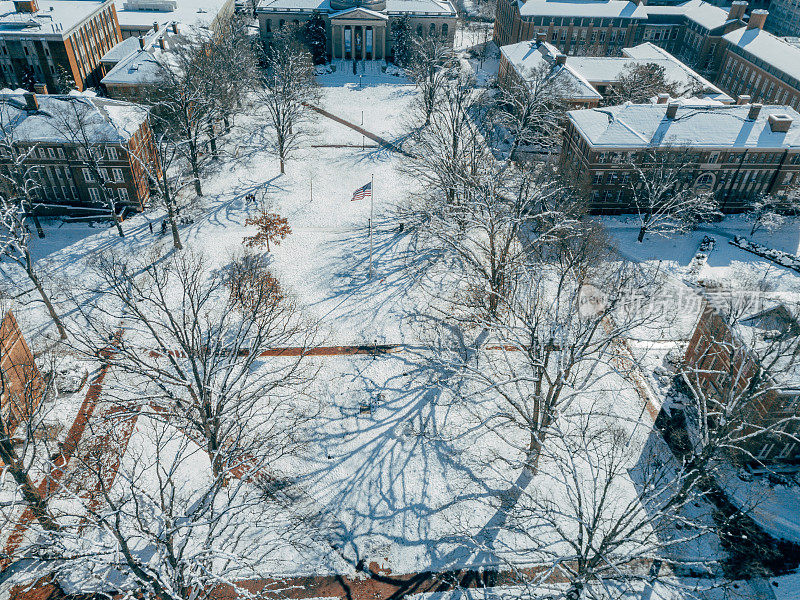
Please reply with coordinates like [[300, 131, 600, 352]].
[[592, 150, 800, 166], [1, 144, 122, 162], [38, 184, 129, 204], [720, 55, 800, 110]]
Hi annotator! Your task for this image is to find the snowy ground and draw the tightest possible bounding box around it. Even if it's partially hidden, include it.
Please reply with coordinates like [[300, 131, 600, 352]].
[[0, 68, 741, 583]]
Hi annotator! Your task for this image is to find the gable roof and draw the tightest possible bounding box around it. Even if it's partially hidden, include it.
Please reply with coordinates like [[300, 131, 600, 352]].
[[0, 92, 148, 144], [329, 5, 388, 18]]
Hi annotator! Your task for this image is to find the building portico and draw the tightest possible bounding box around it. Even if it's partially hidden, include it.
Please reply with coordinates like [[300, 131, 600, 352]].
[[331, 8, 388, 60]]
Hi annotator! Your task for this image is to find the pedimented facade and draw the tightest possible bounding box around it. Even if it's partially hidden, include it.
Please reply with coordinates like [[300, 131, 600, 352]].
[[257, 0, 456, 63]]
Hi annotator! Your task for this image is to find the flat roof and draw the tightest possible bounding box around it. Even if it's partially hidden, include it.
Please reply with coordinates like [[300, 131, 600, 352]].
[[643, 0, 733, 31], [256, 0, 454, 13], [517, 0, 647, 19], [568, 103, 800, 149], [723, 26, 800, 85], [0, 0, 111, 37], [113, 0, 230, 30]]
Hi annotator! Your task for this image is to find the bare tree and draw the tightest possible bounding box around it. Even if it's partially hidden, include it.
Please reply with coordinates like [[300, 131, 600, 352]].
[[0, 106, 44, 239], [676, 295, 800, 502], [74, 248, 318, 480], [745, 191, 800, 237], [0, 309, 60, 532], [61, 415, 321, 600], [258, 25, 320, 174], [504, 414, 700, 600], [406, 35, 455, 127], [606, 62, 680, 105], [492, 62, 577, 161], [404, 71, 482, 205], [0, 196, 67, 339], [626, 149, 721, 243], [147, 26, 246, 196], [438, 225, 661, 475]]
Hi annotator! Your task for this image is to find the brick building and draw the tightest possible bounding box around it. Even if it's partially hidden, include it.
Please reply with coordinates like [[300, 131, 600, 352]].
[[112, 0, 235, 39], [561, 101, 800, 213], [765, 0, 800, 37], [498, 38, 730, 108], [683, 299, 800, 464], [0, 92, 160, 215], [0, 0, 123, 92], [718, 11, 800, 112], [0, 310, 44, 437], [100, 21, 182, 101], [493, 0, 746, 79]]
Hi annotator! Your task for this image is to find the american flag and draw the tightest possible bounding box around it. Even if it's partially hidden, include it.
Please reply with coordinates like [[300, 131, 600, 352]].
[[351, 182, 372, 201]]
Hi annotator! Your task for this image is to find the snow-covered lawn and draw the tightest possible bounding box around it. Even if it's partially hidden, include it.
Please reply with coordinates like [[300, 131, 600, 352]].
[[1, 74, 727, 581]]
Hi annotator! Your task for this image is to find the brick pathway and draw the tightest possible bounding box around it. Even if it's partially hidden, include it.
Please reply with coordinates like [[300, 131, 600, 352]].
[[1, 341, 118, 566]]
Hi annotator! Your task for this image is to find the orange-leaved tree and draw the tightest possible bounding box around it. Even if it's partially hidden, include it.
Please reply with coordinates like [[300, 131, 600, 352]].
[[243, 211, 292, 252]]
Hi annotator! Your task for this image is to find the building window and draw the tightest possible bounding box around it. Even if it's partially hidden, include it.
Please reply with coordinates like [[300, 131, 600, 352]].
[[83, 167, 95, 182], [118, 187, 129, 202], [429, 23, 436, 36], [442, 23, 448, 37], [47, 148, 56, 159], [417, 24, 423, 37], [88, 187, 101, 202], [107, 147, 117, 160], [112, 168, 124, 182], [57, 148, 65, 159]]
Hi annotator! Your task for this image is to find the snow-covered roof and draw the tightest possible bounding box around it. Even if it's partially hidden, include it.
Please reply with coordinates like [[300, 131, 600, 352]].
[[0, 92, 148, 144], [642, 0, 733, 31], [329, 6, 387, 18], [256, 0, 454, 14], [101, 26, 185, 86], [568, 103, 800, 149], [501, 40, 728, 102], [723, 26, 800, 86], [500, 39, 601, 101], [100, 26, 164, 64], [517, 0, 647, 19], [113, 0, 231, 32], [0, 0, 111, 37]]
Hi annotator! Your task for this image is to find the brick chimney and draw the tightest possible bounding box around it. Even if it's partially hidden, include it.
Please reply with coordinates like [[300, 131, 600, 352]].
[[536, 32, 546, 43], [666, 102, 679, 119], [158, 38, 166, 50], [748, 10, 768, 30], [748, 103, 762, 120], [138, 36, 145, 49], [153, 21, 159, 32], [556, 53, 566, 65], [23, 92, 38, 112], [171, 22, 179, 34], [769, 113, 793, 133], [737, 94, 751, 105], [657, 93, 670, 104], [727, 0, 748, 21], [12, 0, 38, 13]]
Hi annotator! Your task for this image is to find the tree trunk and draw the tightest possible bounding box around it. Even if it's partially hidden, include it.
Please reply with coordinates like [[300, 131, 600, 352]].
[[26, 257, 67, 340], [637, 225, 647, 243], [31, 213, 45, 239], [279, 158, 285, 174], [0, 441, 60, 531], [208, 124, 218, 160], [165, 198, 183, 250]]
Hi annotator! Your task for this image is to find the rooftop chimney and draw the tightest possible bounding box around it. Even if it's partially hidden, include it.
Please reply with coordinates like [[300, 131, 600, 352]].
[[33, 82, 47, 95], [748, 103, 762, 120], [748, 9, 768, 30], [666, 102, 679, 119], [138, 36, 145, 50], [153, 21, 159, 32], [536, 32, 546, 43], [737, 94, 751, 105], [158, 38, 166, 50], [171, 22, 179, 34], [556, 53, 566, 65], [12, 0, 38, 13], [23, 92, 38, 112], [657, 93, 670, 104], [769, 113, 793, 133], [727, 0, 748, 21]]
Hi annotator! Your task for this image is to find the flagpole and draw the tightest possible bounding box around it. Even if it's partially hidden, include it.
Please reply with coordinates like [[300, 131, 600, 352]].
[[369, 173, 374, 279]]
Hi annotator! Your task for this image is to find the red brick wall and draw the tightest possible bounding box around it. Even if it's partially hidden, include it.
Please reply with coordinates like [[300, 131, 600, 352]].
[[0, 310, 44, 435]]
